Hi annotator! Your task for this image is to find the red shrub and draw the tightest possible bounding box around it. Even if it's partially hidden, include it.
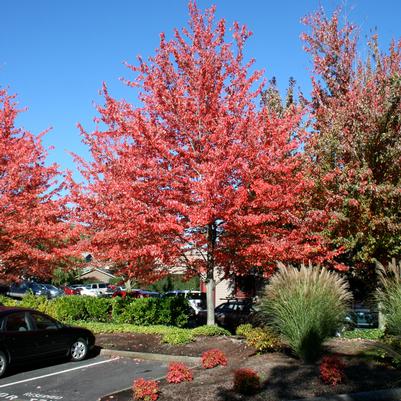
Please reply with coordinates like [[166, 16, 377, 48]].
[[233, 368, 261, 395], [166, 362, 193, 383], [201, 349, 228, 369], [319, 355, 346, 385], [132, 378, 159, 401]]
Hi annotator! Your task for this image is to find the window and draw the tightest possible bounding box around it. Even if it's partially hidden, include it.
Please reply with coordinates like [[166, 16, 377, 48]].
[[5, 313, 29, 332], [31, 313, 59, 330], [99, 284, 106, 289], [216, 303, 235, 312]]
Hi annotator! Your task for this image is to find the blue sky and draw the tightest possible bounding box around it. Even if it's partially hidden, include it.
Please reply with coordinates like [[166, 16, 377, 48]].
[[2, 0, 401, 176]]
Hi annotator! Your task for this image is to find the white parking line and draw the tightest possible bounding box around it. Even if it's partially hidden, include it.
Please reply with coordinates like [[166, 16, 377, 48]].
[[0, 357, 120, 388]]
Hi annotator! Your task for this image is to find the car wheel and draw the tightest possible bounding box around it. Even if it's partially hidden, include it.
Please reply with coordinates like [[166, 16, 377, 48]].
[[0, 351, 8, 377], [70, 338, 88, 361]]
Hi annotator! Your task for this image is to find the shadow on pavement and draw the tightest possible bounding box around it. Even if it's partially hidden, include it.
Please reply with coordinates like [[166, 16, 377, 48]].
[[5, 345, 102, 378]]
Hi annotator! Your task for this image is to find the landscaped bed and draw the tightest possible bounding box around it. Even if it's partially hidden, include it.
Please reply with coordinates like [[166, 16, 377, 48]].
[[98, 333, 401, 401]]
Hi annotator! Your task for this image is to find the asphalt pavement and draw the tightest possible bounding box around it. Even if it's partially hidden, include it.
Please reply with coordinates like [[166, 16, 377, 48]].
[[0, 355, 168, 401]]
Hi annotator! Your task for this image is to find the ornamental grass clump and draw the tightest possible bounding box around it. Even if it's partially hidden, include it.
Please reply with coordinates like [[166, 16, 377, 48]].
[[376, 260, 401, 336], [261, 263, 352, 363]]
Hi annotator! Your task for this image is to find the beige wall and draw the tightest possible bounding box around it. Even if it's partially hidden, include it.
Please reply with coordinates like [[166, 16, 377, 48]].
[[80, 270, 113, 283], [215, 278, 232, 306]]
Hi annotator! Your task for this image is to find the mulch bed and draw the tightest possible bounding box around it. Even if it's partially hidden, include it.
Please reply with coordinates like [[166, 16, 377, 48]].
[[96, 333, 253, 358], [98, 334, 401, 401]]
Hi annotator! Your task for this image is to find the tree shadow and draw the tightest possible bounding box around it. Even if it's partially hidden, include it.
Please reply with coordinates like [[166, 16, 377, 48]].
[[6, 345, 101, 377], [217, 362, 318, 401], [216, 353, 401, 401]]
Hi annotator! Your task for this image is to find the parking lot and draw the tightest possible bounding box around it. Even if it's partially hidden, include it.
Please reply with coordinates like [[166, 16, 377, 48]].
[[0, 355, 168, 401]]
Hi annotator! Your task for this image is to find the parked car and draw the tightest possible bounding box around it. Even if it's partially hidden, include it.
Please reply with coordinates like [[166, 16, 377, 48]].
[[197, 298, 257, 332], [112, 289, 161, 299], [0, 306, 95, 377], [139, 290, 161, 298], [7, 281, 51, 299], [42, 284, 64, 299], [60, 285, 81, 295], [79, 283, 114, 297], [112, 289, 142, 299], [70, 284, 86, 292], [164, 290, 206, 315], [345, 308, 379, 329]]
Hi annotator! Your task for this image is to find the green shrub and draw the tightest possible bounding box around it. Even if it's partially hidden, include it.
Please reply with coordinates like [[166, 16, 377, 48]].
[[0, 295, 18, 307], [114, 297, 189, 327], [84, 297, 112, 322], [376, 262, 401, 336], [111, 297, 131, 323], [121, 298, 160, 325], [0, 293, 190, 327], [363, 335, 401, 368], [51, 296, 90, 322], [342, 328, 384, 340], [191, 325, 230, 337], [162, 329, 194, 345], [380, 335, 401, 368], [157, 296, 189, 327], [20, 294, 50, 313], [236, 324, 253, 337], [261, 263, 352, 363], [242, 327, 282, 353]]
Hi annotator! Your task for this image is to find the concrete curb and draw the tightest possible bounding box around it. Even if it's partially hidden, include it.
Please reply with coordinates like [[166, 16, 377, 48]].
[[286, 387, 401, 401], [100, 348, 201, 364]]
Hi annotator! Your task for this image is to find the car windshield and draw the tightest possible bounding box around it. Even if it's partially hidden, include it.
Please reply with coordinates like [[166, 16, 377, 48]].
[[30, 283, 44, 291], [44, 284, 58, 291], [188, 293, 205, 300]]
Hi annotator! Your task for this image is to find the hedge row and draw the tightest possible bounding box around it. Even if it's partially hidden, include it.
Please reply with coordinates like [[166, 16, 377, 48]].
[[0, 294, 190, 327]]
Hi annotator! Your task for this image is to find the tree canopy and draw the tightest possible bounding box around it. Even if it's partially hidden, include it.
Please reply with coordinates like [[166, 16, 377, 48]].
[[0, 89, 78, 281], [72, 2, 334, 323], [302, 8, 401, 269]]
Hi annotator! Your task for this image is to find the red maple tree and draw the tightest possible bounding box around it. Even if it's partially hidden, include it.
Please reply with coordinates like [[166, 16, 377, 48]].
[[73, 3, 332, 323], [0, 88, 77, 281], [302, 8, 401, 274]]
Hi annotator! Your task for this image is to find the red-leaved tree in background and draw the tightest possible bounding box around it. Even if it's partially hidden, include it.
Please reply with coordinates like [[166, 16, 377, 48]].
[[302, 9, 401, 289], [73, 2, 334, 324], [0, 88, 77, 281]]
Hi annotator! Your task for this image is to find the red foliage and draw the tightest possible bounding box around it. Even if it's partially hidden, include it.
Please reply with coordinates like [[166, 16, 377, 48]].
[[202, 349, 228, 369], [72, 2, 335, 324], [166, 362, 193, 383], [132, 378, 159, 401], [302, 8, 401, 266], [233, 368, 261, 395], [319, 355, 346, 385], [0, 88, 79, 281]]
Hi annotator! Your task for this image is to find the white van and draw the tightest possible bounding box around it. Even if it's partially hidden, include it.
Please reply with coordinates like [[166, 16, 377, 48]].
[[80, 283, 113, 297], [164, 290, 206, 315]]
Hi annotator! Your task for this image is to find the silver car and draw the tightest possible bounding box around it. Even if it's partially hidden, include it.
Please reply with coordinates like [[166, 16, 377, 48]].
[[42, 284, 64, 299]]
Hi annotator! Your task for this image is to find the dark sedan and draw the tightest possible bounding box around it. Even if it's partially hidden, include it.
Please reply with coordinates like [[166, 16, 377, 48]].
[[198, 299, 258, 332], [7, 281, 51, 299], [0, 307, 95, 377]]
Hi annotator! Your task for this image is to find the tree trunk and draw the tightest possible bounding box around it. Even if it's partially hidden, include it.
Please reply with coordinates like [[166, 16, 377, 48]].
[[378, 302, 386, 330], [206, 222, 217, 325], [206, 270, 216, 325]]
